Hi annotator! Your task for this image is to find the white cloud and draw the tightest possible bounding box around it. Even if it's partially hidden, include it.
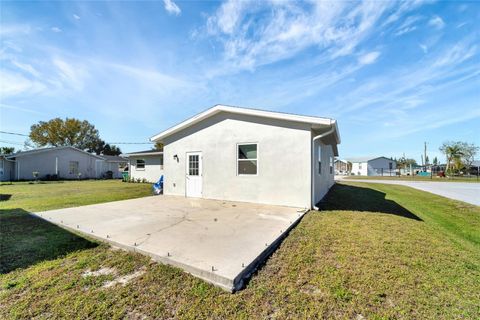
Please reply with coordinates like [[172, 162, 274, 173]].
[[205, 1, 392, 71], [163, 0, 181, 16], [73, 14, 81, 20], [0, 103, 46, 115], [51, 27, 62, 33], [11, 60, 41, 78], [0, 70, 46, 98], [428, 15, 445, 29], [358, 51, 381, 65], [394, 15, 422, 36], [419, 44, 428, 53], [53, 58, 88, 90], [0, 24, 31, 36]]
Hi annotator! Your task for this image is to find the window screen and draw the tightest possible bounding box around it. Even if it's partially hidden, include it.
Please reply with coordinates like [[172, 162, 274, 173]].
[[238, 144, 257, 175], [136, 159, 145, 170]]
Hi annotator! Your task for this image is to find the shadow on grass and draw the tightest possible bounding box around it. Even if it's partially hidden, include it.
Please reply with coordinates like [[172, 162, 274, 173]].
[[317, 183, 422, 221], [0, 194, 12, 201], [0, 208, 98, 274]]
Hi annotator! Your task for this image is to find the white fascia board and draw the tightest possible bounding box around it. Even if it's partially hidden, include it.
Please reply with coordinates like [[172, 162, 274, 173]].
[[150, 104, 335, 142], [125, 152, 164, 157]]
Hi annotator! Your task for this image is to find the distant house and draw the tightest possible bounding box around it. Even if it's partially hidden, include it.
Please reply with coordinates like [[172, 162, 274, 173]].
[[347, 156, 396, 176], [124, 150, 163, 183], [334, 159, 349, 174], [99, 155, 128, 179], [0, 146, 127, 181]]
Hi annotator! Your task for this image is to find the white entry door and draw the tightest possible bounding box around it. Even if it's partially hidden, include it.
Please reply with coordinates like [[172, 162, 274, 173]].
[[185, 152, 202, 198]]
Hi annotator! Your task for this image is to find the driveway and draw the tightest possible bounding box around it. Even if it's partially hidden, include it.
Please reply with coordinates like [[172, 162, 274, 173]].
[[338, 177, 480, 206], [34, 196, 306, 292]]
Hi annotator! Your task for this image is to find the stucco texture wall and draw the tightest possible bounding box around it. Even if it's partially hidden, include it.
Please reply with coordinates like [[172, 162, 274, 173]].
[[162, 112, 318, 208]]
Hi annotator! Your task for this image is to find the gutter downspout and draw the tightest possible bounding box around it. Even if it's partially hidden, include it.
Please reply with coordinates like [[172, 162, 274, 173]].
[[311, 121, 336, 210]]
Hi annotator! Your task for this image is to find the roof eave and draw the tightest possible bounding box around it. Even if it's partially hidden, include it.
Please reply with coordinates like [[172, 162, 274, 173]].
[[150, 104, 335, 142]]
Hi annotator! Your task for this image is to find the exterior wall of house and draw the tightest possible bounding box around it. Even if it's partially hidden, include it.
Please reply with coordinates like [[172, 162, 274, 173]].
[[162, 112, 316, 208], [367, 158, 396, 176], [15, 148, 99, 180], [334, 160, 348, 173], [128, 155, 164, 182], [101, 161, 126, 179], [351, 162, 368, 176], [0, 158, 15, 181], [312, 139, 335, 206]]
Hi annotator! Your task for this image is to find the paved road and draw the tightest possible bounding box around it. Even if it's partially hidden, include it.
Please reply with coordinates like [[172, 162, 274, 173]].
[[337, 177, 480, 206]]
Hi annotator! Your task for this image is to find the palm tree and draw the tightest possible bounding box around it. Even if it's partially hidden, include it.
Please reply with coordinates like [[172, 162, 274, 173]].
[[440, 142, 464, 175]]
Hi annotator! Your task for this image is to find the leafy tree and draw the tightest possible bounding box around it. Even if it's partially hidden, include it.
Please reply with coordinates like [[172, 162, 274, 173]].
[[29, 118, 102, 151], [397, 157, 417, 170], [432, 156, 438, 166], [460, 142, 479, 173], [89, 139, 122, 156], [0, 147, 15, 154], [102, 144, 122, 156], [439, 141, 477, 174]]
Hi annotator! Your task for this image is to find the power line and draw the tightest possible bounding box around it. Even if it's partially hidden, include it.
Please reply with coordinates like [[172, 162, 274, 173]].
[[0, 139, 27, 146], [106, 142, 153, 145], [0, 131, 29, 137]]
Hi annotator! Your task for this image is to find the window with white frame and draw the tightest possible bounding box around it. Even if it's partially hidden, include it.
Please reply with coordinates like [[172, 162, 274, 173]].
[[136, 159, 145, 170], [318, 146, 322, 174], [237, 143, 257, 175], [69, 161, 79, 175]]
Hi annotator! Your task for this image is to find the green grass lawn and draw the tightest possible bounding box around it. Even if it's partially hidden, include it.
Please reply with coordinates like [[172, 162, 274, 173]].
[[343, 175, 480, 183], [1, 181, 479, 319]]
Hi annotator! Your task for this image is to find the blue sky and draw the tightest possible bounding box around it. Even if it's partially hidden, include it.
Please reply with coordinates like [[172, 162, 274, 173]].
[[1, 0, 479, 162]]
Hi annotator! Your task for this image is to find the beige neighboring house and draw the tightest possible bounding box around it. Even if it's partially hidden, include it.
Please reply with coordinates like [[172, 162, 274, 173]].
[[125, 150, 164, 183], [150, 105, 341, 209], [0, 146, 127, 181]]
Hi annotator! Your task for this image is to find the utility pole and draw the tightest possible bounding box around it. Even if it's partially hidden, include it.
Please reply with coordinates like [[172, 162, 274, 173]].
[[424, 142, 428, 172]]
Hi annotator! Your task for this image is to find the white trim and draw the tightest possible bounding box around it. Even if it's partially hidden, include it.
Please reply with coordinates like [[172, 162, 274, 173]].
[[185, 151, 203, 198], [55, 157, 58, 175], [135, 159, 146, 171], [124, 151, 163, 157], [236, 142, 259, 176], [150, 105, 337, 142]]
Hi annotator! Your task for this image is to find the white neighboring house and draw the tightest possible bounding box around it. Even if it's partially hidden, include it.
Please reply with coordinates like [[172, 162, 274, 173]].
[[125, 150, 164, 183], [347, 156, 396, 176], [150, 104, 341, 209], [0, 146, 125, 181], [97, 155, 128, 179]]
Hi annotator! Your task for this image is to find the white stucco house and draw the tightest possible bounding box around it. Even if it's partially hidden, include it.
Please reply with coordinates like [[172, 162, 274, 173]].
[[149, 105, 340, 209], [125, 150, 164, 182], [0, 146, 127, 181], [347, 156, 396, 176]]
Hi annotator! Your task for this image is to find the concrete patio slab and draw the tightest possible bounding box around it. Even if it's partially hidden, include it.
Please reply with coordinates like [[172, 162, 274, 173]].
[[34, 196, 306, 292]]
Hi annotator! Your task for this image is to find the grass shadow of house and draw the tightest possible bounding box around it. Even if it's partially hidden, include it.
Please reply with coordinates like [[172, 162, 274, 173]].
[[317, 183, 422, 221], [0, 194, 12, 201], [0, 208, 98, 274]]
